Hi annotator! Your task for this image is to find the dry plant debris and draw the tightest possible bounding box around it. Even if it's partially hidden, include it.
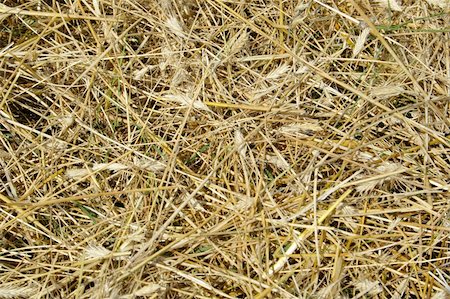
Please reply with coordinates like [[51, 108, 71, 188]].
[[0, 0, 450, 298]]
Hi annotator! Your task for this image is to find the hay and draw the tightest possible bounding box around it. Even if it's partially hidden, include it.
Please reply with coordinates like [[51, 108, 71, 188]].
[[0, 0, 449, 298]]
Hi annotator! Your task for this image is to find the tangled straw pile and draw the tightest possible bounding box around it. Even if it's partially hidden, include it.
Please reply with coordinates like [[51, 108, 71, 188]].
[[1, 0, 449, 298]]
